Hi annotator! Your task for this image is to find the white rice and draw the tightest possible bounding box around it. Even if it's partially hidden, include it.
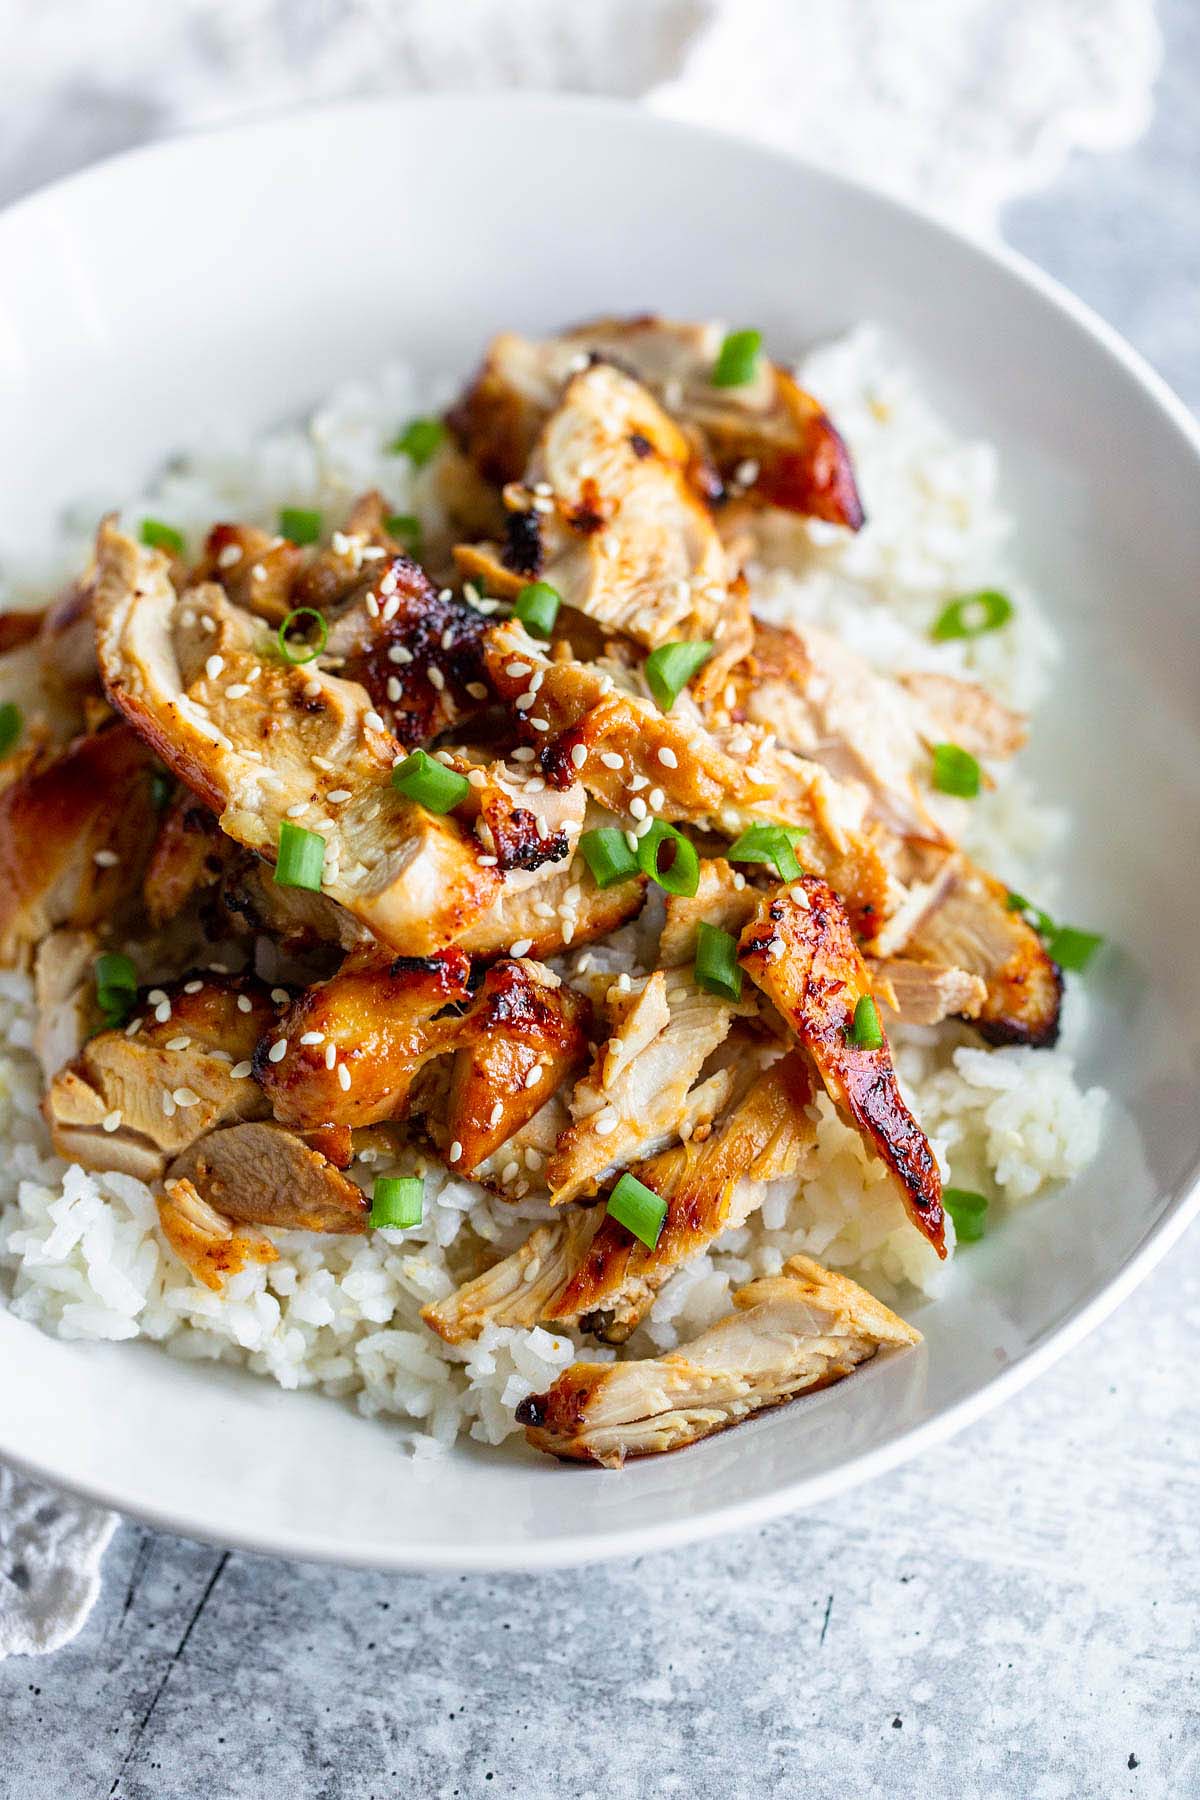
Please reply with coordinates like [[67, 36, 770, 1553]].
[[0, 327, 1106, 1451]]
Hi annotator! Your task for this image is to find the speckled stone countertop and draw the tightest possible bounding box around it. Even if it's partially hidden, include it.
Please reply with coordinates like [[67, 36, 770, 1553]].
[[2, 4, 1200, 1795]]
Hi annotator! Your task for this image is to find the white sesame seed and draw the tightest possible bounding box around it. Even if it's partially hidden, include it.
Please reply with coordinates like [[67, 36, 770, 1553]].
[[732, 871, 746, 890], [388, 644, 414, 665], [285, 801, 308, 818], [648, 787, 665, 810], [102, 1110, 122, 1133], [183, 980, 204, 994], [628, 773, 649, 792], [516, 688, 537, 710], [533, 481, 553, 498], [506, 661, 532, 680], [509, 939, 534, 958], [428, 666, 446, 691], [162, 1092, 176, 1118], [467, 682, 489, 700], [165, 1036, 192, 1052], [299, 1031, 324, 1046], [337, 1063, 351, 1091], [600, 751, 624, 770], [634, 814, 655, 839], [364, 711, 385, 732], [529, 717, 550, 732], [269, 988, 289, 1005], [523, 1065, 543, 1090], [173, 1086, 200, 1108], [326, 789, 352, 804], [250, 564, 266, 583], [594, 1111, 618, 1136], [380, 594, 400, 624], [657, 746, 678, 768], [154, 1001, 172, 1023], [502, 1161, 520, 1185], [489, 1101, 505, 1127], [532, 495, 555, 514], [325, 1043, 337, 1070], [525, 1149, 544, 1172], [478, 854, 498, 867], [205, 654, 224, 680], [629, 796, 648, 820], [438, 589, 453, 604], [230, 1060, 253, 1080], [735, 457, 760, 485], [93, 849, 119, 868], [526, 777, 546, 794], [217, 543, 243, 569], [570, 743, 589, 769], [124, 1017, 143, 1038], [624, 829, 638, 853], [448, 1140, 463, 1163], [147, 989, 167, 1004], [267, 1038, 288, 1063], [225, 683, 250, 699], [386, 677, 402, 702], [305, 679, 323, 700], [200, 613, 216, 632], [512, 747, 536, 763], [236, 995, 253, 1014]]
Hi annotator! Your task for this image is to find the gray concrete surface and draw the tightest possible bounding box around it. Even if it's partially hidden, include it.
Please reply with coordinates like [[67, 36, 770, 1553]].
[[2, 3, 1199, 1795]]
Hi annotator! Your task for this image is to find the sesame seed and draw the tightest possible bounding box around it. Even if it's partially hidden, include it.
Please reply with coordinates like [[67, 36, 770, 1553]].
[[217, 543, 243, 569], [93, 849, 119, 868], [512, 747, 536, 763], [628, 773, 649, 792], [331, 532, 349, 554], [162, 1092, 176, 1118], [165, 1036, 192, 1052], [529, 717, 550, 732], [102, 1110, 122, 1133], [388, 644, 414, 665], [506, 661, 532, 679], [270, 987, 289, 1004], [516, 689, 537, 710], [532, 495, 555, 514], [225, 683, 250, 699], [502, 1161, 520, 1185], [634, 814, 655, 839], [525, 1149, 544, 1172], [523, 1065, 542, 1090], [594, 1111, 618, 1136], [648, 787, 665, 810], [299, 1031, 324, 1046], [200, 614, 216, 632], [326, 788, 352, 804], [526, 777, 546, 794], [267, 1038, 288, 1063], [657, 746, 678, 768], [337, 1063, 351, 1091], [236, 995, 253, 1013], [467, 682, 489, 700], [732, 871, 746, 890], [624, 829, 638, 852], [386, 677, 402, 702], [154, 1001, 172, 1023], [124, 1017, 143, 1038], [629, 796, 648, 820], [478, 854, 498, 867], [205, 654, 224, 680], [285, 801, 308, 818], [438, 588, 453, 604], [325, 1043, 337, 1070], [230, 1060, 253, 1080], [600, 751, 624, 770], [250, 564, 266, 583], [448, 1140, 463, 1163], [183, 980, 204, 994], [509, 939, 533, 958], [735, 457, 760, 485], [427, 666, 446, 691], [147, 988, 167, 1004], [570, 743, 588, 769], [489, 1100, 505, 1127], [173, 1086, 200, 1108], [364, 711, 385, 732], [533, 481, 553, 498], [305, 679, 323, 700]]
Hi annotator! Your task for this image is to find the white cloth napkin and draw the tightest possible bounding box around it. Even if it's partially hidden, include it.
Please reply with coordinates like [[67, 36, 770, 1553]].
[[0, 0, 1160, 1657]]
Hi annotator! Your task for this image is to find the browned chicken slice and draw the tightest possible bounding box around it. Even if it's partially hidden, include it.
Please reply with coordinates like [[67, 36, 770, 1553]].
[[158, 1178, 278, 1292], [446, 854, 646, 960], [168, 1122, 368, 1233], [424, 1051, 817, 1346], [191, 522, 306, 623], [32, 928, 100, 1084], [657, 857, 758, 965], [547, 973, 748, 1205], [92, 523, 515, 956], [142, 791, 232, 927], [517, 1254, 919, 1466], [867, 957, 987, 1026], [456, 362, 748, 662], [739, 881, 945, 1255], [897, 671, 1027, 761], [213, 851, 364, 953], [45, 973, 277, 1181], [447, 318, 864, 529], [484, 620, 893, 933], [0, 722, 156, 965]]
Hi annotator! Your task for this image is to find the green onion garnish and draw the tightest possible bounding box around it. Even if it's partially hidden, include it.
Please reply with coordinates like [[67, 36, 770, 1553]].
[[931, 590, 1013, 641], [944, 1187, 988, 1243], [579, 826, 640, 889], [1005, 893, 1105, 973], [636, 820, 700, 897], [727, 822, 807, 882], [845, 995, 884, 1051], [370, 1176, 423, 1230], [711, 328, 763, 389], [277, 607, 328, 666], [274, 820, 326, 891], [392, 748, 470, 814], [606, 1172, 668, 1250], [644, 640, 713, 712], [931, 742, 981, 798], [513, 581, 561, 638], [694, 922, 743, 1001], [95, 952, 137, 1027], [0, 702, 22, 759], [140, 518, 185, 556], [279, 507, 322, 546], [389, 417, 446, 466], [386, 513, 423, 553]]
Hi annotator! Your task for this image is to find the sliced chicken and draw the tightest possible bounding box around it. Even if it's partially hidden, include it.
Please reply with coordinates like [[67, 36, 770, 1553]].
[[158, 1178, 278, 1293], [142, 791, 232, 927], [168, 1122, 368, 1233], [424, 1051, 817, 1346], [92, 523, 521, 956], [658, 857, 758, 966], [546, 973, 748, 1205], [452, 854, 647, 960], [32, 928, 99, 1085], [898, 671, 1028, 761], [45, 973, 277, 1181], [739, 881, 945, 1254], [867, 956, 987, 1026], [456, 362, 749, 663], [517, 1254, 919, 1466], [0, 723, 156, 965], [447, 318, 864, 529]]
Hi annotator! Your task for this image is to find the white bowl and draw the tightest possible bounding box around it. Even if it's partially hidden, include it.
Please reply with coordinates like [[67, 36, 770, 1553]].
[[1, 96, 1197, 1570]]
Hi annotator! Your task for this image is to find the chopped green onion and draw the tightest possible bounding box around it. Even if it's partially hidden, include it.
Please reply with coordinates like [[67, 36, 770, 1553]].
[[0, 702, 22, 759], [277, 607, 328, 666], [931, 742, 981, 798], [579, 826, 640, 889], [727, 822, 807, 882], [694, 922, 743, 1001], [944, 1187, 988, 1243], [644, 640, 713, 712], [386, 513, 423, 553], [274, 820, 326, 891], [1005, 892, 1104, 972], [1046, 925, 1105, 973], [513, 581, 561, 638], [388, 417, 446, 466], [606, 1172, 668, 1250], [711, 328, 763, 388], [845, 994, 883, 1051], [931, 590, 1013, 641], [140, 518, 185, 556], [95, 952, 137, 1027], [636, 820, 700, 897], [392, 748, 470, 813], [370, 1176, 424, 1229], [279, 507, 322, 546]]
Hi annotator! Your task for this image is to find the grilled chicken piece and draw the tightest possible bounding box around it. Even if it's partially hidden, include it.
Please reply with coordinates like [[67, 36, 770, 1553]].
[[424, 1051, 817, 1345], [216, 851, 366, 953], [0, 723, 156, 965], [867, 956, 987, 1025], [92, 523, 516, 956], [898, 671, 1028, 761], [452, 854, 646, 960], [447, 318, 864, 529], [192, 523, 306, 623], [518, 1254, 919, 1466], [32, 928, 100, 1085], [547, 973, 747, 1205], [45, 973, 276, 1181], [739, 882, 945, 1254], [168, 1122, 368, 1233], [456, 362, 749, 662], [158, 1178, 278, 1293], [899, 855, 1062, 1047], [658, 858, 758, 965], [485, 620, 892, 933], [142, 792, 232, 927]]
